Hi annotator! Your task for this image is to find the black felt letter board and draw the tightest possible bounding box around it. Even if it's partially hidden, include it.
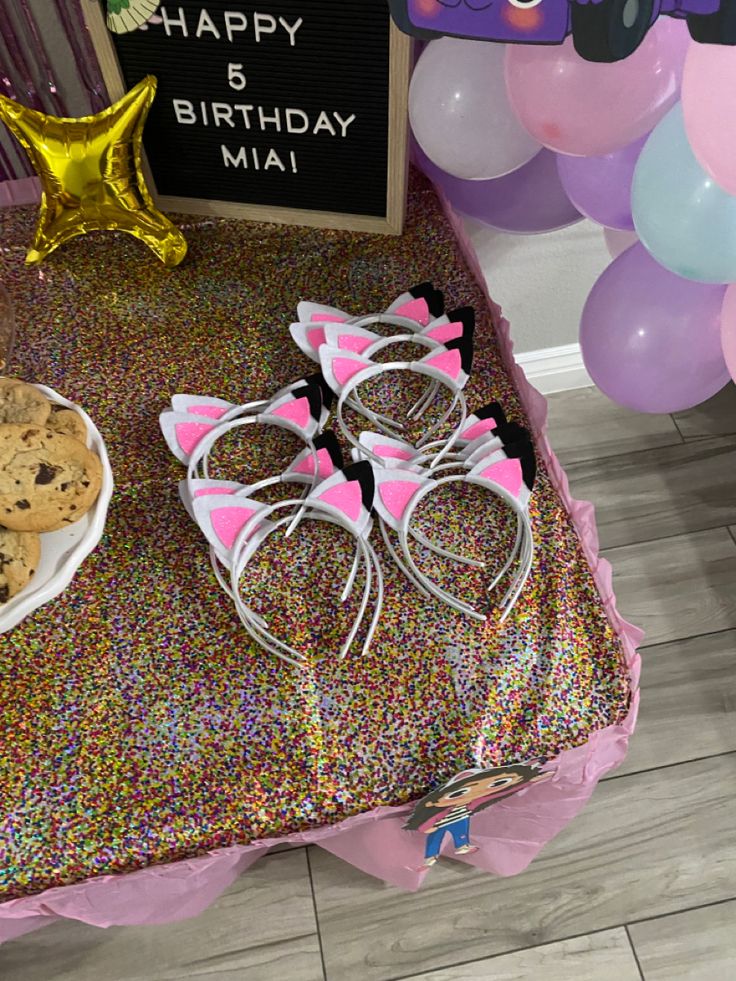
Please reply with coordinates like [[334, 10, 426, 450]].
[[104, 0, 402, 223]]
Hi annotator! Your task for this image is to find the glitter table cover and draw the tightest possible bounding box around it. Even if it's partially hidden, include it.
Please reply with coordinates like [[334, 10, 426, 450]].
[[0, 173, 641, 941]]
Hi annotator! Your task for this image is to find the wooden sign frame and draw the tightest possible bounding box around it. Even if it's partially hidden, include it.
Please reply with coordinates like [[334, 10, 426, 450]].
[[83, 1, 410, 234]]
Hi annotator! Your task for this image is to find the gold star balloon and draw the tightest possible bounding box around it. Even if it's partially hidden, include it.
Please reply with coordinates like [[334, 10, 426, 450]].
[[0, 76, 187, 267]]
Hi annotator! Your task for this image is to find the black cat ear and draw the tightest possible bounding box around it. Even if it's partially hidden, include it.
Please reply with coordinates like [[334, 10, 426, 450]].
[[504, 438, 536, 496], [495, 422, 530, 447], [315, 430, 344, 471], [301, 371, 335, 410], [408, 281, 445, 319]]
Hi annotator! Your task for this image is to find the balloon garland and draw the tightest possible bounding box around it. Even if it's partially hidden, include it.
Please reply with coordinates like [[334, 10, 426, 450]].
[[409, 21, 736, 413]]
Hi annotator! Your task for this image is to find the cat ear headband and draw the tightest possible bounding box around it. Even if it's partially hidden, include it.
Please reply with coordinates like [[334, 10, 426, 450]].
[[413, 416, 536, 617], [366, 438, 536, 621], [318, 335, 474, 470], [320, 308, 474, 435], [371, 401, 528, 475], [182, 442, 356, 666], [353, 424, 536, 621], [193, 462, 383, 664], [169, 370, 333, 426], [161, 376, 329, 468], [354, 404, 531, 552], [290, 306, 473, 363], [176, 432, 344, 666], [179, 430, 344, 521], [296, 282, 445, 334], [291, 306, 473, 437]]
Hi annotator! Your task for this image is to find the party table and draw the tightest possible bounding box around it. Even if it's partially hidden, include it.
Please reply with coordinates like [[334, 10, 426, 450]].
[[0, 172, 640, 942]]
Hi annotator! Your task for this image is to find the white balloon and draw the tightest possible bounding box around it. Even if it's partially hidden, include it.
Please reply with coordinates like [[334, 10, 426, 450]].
[[409, 38, 541, 181]]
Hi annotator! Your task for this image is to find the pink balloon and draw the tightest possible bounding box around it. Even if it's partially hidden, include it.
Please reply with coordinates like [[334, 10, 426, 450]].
[[505, 21, 688, 157], [720, 285, 736, 385], [683, 45, 736, 198]]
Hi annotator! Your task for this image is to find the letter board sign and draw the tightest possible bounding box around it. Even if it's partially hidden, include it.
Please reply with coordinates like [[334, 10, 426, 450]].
[[85, 1, 410, 233]]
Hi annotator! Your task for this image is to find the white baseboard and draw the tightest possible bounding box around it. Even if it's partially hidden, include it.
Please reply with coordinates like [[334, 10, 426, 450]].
[[515, 343, 593, 395]]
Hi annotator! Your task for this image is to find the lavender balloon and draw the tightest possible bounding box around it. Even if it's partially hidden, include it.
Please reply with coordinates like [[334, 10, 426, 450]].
[[413, 141, 581, 235], [580, 245, 729, 414], [556, 136, 647, 231]]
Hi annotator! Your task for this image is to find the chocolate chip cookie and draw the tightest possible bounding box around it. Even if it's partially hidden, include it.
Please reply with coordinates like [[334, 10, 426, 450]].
[[0, 376, 23, 393], [0, 527, 41, 602], [0, 381, 50, 425], [0, 425, 102, 532], [46, 405, 87, 444]]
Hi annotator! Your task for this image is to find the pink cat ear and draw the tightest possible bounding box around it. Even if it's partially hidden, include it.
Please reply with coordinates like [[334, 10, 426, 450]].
[[416, 345, 463, 386], [170, 394, 235, 420], [421, 319, 465, 345], [323, 323, 381, 355], [312, 312, 348, 323], [457, 402, 507, 446], [193, 494, 268, 556], [387, 283, 444, 326], [297, 300, 351, 323], [417, 336, 473, 389], [393, 296, 430, 324], [285, 431, 344, 484], [358, 431, 420, 468], [318, 346, 374, 395], [160, 411, 218, 464], [472, 456, 524, 498], [372, 468, 429, 531], [421, 307, 474, 347], [289, 322, 325, 362], [307, 462, 374, 536], [260, 383, 324, 438], [469, 446, 535, 507], [178, 479, 243, 519]]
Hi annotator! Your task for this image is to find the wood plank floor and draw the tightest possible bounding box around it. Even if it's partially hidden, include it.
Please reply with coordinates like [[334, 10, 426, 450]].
[[2, 383, 735, 981]]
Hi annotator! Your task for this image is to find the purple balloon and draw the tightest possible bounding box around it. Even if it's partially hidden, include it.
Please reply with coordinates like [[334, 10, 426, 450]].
[[556, 136, 647, 231], [413, 140, 581, 235], [580, 245, 730, 414]]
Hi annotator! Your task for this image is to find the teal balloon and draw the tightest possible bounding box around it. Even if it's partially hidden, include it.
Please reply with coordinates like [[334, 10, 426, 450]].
[[632, 104, 736, 284]]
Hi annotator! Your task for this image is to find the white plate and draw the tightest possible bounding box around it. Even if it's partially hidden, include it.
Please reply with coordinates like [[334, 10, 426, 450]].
[[0, 385, 114, 633]]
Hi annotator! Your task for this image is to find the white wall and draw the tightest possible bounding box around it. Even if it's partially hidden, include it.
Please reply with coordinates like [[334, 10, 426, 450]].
[[464, 216, 613, 355]]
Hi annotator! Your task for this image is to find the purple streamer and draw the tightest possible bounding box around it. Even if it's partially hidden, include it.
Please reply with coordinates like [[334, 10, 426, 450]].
[[19, 0, 66, 115], [0, 44, 33, 179], [54, 0, 108, 112], [0, 0, 109, 179], [0, 140, 17, 179], [0, 6, 44, 111]]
